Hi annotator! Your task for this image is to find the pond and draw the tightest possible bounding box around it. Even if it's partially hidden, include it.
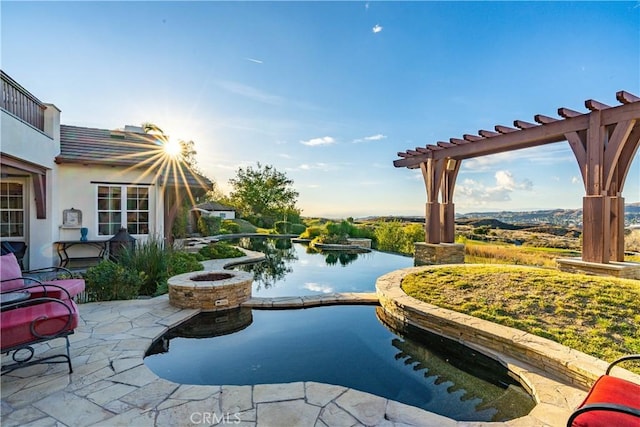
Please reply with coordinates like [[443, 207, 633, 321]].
[[145, 305, 536, 422], [230, 238, 414, 297]]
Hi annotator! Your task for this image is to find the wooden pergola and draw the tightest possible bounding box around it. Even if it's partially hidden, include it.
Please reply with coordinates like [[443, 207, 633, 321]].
[[394, 91, 640, 264]]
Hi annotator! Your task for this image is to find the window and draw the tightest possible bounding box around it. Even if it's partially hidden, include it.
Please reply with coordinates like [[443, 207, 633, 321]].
[[97, 185, 149, 235], [0, 182, 24, 238]]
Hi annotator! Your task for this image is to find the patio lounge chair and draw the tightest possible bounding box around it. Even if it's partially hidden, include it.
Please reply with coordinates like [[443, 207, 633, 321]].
[[1, 284, 79, 374], [567, 354, 640, 427], [1, 241, 27, 269], [0, 252, 85, 300]]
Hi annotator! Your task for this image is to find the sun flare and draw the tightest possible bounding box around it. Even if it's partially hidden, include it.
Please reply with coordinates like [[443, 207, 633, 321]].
[[163, 139, 182, 158]]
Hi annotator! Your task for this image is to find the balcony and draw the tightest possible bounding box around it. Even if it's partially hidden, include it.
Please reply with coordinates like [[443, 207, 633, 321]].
[[1, 70, 45, 132]]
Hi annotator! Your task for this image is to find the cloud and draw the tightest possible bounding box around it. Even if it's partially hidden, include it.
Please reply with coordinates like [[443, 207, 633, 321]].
[[303, 282, 334, 293], [353, 134, 387, 143], [299, 163, 329, 170], [571, 176, 580, 184], [287, 162, 332, 172], [216, 80, 284, 106], [278, 153, 292, 159], [372, 24, 383, 33], [300, 136, 336, 146], [244, 57, 263, 64], [455, 170, 533, 205]]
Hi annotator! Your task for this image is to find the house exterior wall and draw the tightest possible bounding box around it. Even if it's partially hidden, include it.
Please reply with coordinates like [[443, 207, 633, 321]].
[[1, 105, 60, 167], [56, 164, 166, 245], [1, 105, 61, 269], [210, 210, 235, 220]]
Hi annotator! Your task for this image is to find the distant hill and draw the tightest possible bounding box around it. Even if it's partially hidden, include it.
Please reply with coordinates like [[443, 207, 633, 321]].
[[358, 202, 640, 228], [457, 202, 640, 228]]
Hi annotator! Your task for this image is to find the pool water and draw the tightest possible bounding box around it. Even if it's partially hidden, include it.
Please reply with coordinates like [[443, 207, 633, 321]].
[[231, 238, 414, 297], [145, 305, 535, 422]]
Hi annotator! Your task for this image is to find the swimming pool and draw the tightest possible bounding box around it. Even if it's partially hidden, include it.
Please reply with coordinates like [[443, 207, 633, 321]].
[[145, 305, 535, 421], [231, 238, 414, 297]]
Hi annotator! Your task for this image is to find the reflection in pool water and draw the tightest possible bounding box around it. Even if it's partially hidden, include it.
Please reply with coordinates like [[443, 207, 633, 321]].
[[145, 305, 536, 422], [231, 238, 414, 297]]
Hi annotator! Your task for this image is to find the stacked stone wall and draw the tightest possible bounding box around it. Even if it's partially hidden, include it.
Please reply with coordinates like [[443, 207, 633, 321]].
[[414, 242, 465, 266]]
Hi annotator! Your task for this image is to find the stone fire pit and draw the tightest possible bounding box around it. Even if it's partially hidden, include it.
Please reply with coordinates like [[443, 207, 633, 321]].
[[168, 269, 253, 311]]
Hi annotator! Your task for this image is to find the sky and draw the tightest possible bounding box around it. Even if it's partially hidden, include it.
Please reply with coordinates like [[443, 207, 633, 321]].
[[2, 1, 639, 218]]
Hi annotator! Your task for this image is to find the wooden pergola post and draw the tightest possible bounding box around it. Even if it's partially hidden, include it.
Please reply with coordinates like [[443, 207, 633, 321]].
[[440, 158, 460, 243], [420, 160, 443, 244]]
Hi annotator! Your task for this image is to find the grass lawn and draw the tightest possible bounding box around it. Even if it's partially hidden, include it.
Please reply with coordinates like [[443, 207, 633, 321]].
[[401, 265, 640, 365]]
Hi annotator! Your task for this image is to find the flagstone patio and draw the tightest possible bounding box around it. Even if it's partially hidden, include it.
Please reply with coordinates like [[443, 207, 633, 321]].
[[1, 253, 592, 426]]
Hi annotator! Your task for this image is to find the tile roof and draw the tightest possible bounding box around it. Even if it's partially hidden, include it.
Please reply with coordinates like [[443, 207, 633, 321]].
[[57, 125, 211, 188], [194, 201, 236, 211]]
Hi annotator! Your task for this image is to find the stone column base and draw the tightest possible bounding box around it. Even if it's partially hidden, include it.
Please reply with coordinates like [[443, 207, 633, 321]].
[[414, 242, 465, 266], [556, 258, 640, 280]]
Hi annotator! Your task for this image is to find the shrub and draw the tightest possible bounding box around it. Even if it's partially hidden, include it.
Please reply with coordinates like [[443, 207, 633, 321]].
[[118, 235, 170, 296], [403, 223, 425, 252], [85, 260, 143, 301], [275, 221, 291, 233], [300, 226, 324, 239], [198, 215, 222, 236], [169, 251, 204, 276], [198, 242, 245, 259], [290, 223, 307, 235], [172, 207, 189, 238], [312, 234, 349, 245], [221, 220, 240, 234], [326, 220, 354, 237], [375, 221, 409, 253], [351, 224, 376, 240]]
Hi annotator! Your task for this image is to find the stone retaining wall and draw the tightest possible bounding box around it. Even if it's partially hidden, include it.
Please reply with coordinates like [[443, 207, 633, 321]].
[[376, 266, 640, 392], [414, 242, 465, 266], [557, 257, 640, 279]]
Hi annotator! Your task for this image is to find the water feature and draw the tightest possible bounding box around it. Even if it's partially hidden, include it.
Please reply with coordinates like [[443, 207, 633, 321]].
[[146, 237, 536, 421], [231, 238, 414, 297], [145, 305, 535, 422]]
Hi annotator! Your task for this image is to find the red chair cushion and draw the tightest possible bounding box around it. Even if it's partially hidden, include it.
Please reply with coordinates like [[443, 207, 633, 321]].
[[25, 279, 86, 300], [0, 253, 25, 291], [1, 299, 79, 349], [571, 375, 640, 427]]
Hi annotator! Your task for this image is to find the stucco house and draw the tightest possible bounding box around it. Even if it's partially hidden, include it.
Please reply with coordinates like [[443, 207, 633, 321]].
[[192, 201, 236, 220], [0, 70, 210, 269]]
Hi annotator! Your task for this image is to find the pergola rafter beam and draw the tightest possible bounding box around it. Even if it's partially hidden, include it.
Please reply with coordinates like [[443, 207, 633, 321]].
[[558, 107, 582, 118], [513, 120, 537, 129], [535, 114, 559, 124], [478, 129, 500, 138], [393, 99, 639, 167], [463, 134, 483, 142], [617, 90, 640, 104], [585, 99, 610, 111], [495, 125, 517, 134]]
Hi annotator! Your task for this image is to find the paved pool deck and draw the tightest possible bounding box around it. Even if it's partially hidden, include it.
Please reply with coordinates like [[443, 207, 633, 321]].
[[1, 254, 592, 426]]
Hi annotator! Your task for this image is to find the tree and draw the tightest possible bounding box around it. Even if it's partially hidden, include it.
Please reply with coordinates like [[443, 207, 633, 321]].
[[229, 163, 299, 226]]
